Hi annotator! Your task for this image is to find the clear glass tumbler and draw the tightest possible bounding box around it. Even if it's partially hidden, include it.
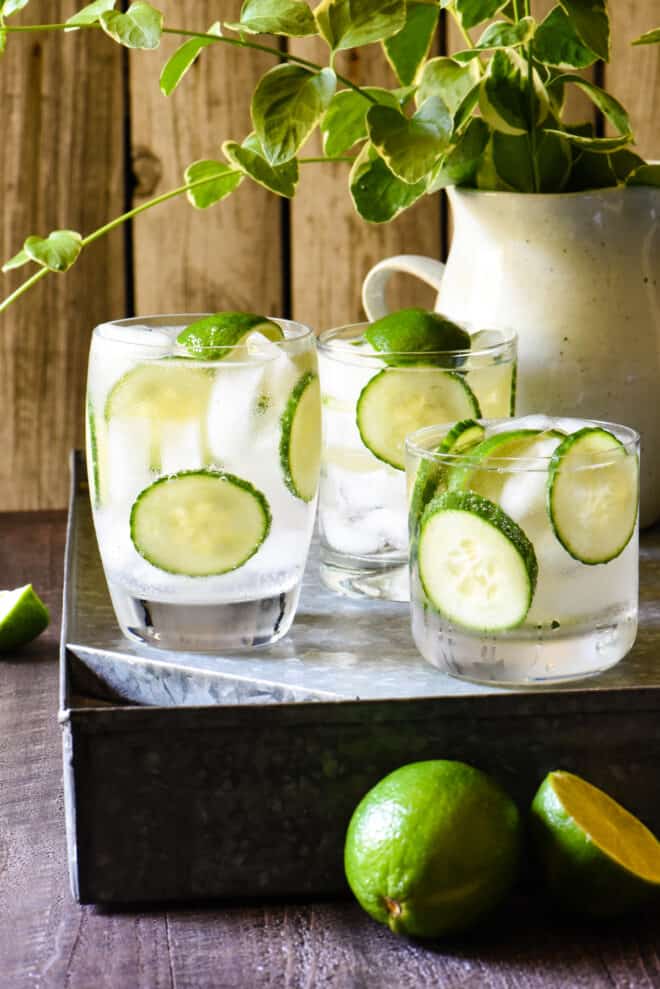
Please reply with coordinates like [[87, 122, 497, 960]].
[[405, 415, 639, 685], [317, 323, 517, 601], [86, 315, 321, 651]]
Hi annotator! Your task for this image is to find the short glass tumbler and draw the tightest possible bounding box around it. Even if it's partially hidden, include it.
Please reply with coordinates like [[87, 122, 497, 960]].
[[86, 315, 321, 651], [317, 323, 517, 601], [405, 415, 639, 686]]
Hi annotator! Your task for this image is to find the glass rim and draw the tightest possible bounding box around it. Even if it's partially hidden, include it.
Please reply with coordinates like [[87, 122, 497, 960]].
[[317, 321, 517, 361], [405, 417, 640, 472], [93, 313, 315, 358]]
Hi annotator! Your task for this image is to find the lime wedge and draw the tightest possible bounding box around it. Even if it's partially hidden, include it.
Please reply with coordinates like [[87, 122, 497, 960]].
[[176, 312, 284, 359], [0, 584, 50, 652], [365, 308, 471, 366], [531, 770, 660, 916]]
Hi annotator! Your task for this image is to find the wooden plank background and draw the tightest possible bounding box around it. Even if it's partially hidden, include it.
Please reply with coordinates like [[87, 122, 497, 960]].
[[1, 0, 659, 510]]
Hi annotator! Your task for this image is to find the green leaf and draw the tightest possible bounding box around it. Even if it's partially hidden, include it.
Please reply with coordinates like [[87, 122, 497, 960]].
[[546, 130, 631, 153], [0, 29, 6, 55], [252, 64, 336, 166], [1, 0, 30, 15], [100, 1, 163, 50], [321, 87, 399, 158], [609, 148, 645, 181], [627, 164, 660, 187], [366, 96, 453, 184], [557, 0, 609, 61], [383, 1, 439, 86], [65, 0, 115, 29], [454, 0, 508, 31], [223, 133, 299, 197], [315, 0, 406, 53], [480, 50, 548, 136], [350, 143, 426, 222], [474, 16, 536, 50], [533, 6, 598, 68], [24, 230, 82, 272], [2, 248, 31, 273], [416, 57, 480, 117], [633, 28, 660, 46], [549, 74, 631, 142], [160, 22, 221, 95], [226, 0, 316, 37], [492, 128, 571, 192], [426, 117, 490, 192], [184, 160, 243, 208], [566, 149, 616, 190]]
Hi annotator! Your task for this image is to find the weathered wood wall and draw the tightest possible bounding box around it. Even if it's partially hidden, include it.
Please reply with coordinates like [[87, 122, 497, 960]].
[[1, 0, 659, 510]]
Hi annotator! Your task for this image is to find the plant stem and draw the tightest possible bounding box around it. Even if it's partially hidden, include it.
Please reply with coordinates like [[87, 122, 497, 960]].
[[0, 174, 234, 314], [163, 27, 376, 103], [2, 21, 378, 104], [526, 43, 541, 192], [299, 156, 354, 164], [456, 20, 474, 51], [0, 267, 50, 313]]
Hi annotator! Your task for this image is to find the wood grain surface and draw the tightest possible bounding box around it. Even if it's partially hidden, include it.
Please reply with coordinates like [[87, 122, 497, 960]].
[[288, 39, 442, 332], [605, 0, 660, 157], [1, 511, 660, 988], [129, 0, 284, 317], [0, 0, 125, 512]]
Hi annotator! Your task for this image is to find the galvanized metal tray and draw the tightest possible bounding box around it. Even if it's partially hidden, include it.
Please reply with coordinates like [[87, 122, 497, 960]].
[[59, 452, 660, 904]]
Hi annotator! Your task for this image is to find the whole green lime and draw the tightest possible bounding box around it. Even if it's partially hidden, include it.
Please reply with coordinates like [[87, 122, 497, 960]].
[[344, 760, 522, 937], [531, 770, 660, 917]]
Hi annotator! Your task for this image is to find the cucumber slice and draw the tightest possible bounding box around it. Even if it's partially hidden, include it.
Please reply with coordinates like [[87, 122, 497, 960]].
[[409, 419, 485, 532], [280, 371, 321, 502], [86, 396, 101, 508], [356, 369, 481, 471], [547, 427, 639, 565], [418, 491, 538, 631], [448, 428, 564, 500], [176, 312, 283, 360], [130, 470, 271, 576], [105, 362, 214, 422]]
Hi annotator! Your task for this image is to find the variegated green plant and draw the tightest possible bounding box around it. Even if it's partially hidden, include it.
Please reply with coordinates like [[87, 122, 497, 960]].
[[0, 0, 658, 310]]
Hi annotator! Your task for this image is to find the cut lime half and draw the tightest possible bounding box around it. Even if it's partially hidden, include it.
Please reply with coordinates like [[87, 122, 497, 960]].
[[0, 585, 50, 653], [531, 770, 660, 917]]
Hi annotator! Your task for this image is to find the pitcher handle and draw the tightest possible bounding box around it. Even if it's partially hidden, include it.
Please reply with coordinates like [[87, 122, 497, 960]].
[[362, 254, 446, 321]]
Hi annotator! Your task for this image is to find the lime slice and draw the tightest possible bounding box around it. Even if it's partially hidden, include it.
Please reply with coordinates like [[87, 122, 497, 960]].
[[447, 428, 564, 499], [0, 585, 50, 652], [279, 372, 321, 502], [130, 470, 271, 576], [531, 771, 660, 917], [176, 312, 284, 360], [548, 427, 639, 564], [345, 760, 522, 937], [365, 308, 471, 366]]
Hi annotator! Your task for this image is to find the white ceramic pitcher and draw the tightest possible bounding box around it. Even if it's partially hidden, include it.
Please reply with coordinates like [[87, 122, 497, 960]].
[[363, 185, 660, 527]]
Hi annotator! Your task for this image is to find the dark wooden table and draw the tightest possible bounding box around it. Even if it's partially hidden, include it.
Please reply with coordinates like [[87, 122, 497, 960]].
[[1, 510, 659, 989]]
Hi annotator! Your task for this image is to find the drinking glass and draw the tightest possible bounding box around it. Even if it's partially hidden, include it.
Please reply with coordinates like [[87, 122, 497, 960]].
[[86, 315, 320, 651], [317, 323, 517, 601], [405, 415, 639, 685]]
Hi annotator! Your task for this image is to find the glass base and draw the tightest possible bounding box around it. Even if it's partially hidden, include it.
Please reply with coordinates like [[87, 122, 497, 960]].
[[412, 609, 638, 686], [319, 547, 409, 602], [108, 582, 302, 652]]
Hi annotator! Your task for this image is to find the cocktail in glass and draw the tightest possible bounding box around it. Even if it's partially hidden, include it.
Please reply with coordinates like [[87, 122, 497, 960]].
[[86, 314, 320, 651], [406, 415, 639, 685], [317, 321, 516, 601]]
